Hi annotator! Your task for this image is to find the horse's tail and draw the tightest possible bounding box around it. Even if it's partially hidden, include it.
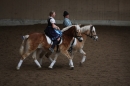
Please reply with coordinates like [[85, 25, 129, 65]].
[[19, 35, 29, 55]]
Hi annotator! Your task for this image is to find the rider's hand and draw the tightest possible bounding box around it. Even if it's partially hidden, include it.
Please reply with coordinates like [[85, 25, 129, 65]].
[[57, 26, 60, 30], [57, 37, 60, 41]]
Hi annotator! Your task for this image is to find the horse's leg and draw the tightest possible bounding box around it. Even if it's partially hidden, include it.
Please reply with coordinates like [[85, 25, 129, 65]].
[[17, 38, 41, 70], [61, 50, 74, 69], [79, 49, 86, 65], [71, 51, 74, 59], [16, 51, 32, 70], [45, 52, 53, 62], [69, 52, 74, 66], [16, 58, 23, 70], [48, 52, 59, 69], [17, 37, 27, 70], [32, 50, 42, 68], [39, 52, 44, 66], [36, 49, 45, 65]]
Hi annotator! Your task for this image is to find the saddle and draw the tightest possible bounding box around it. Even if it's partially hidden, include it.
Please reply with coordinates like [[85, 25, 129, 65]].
[[45, 35, 62, 45], [45, 35, 62, 52]]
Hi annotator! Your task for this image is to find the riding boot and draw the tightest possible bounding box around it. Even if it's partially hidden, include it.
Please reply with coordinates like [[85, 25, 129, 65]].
[[49, 40, 59, 53]]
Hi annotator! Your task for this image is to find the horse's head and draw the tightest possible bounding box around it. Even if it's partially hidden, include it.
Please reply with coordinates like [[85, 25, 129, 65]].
[[81, 25, 98, 41], [74, 25, 83, 42], [61, 25, 83, 42]]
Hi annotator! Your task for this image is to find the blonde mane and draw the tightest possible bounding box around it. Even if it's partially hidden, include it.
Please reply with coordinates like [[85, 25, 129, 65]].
[[80, 25, 92, 33], [61, 25, 75, 32], [61, 25, 81, 32]]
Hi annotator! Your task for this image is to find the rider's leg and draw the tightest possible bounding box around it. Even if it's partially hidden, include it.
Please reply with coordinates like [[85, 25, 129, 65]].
[[49, 39, 59, 52]]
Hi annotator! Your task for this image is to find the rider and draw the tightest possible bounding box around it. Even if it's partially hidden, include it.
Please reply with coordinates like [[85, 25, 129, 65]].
[[44, 11, 62, 52], [63, 11, 72, 27], [63, 11, 73, 53]]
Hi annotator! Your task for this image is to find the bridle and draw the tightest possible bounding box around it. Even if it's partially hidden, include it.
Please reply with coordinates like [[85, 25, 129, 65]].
[[74, 29, 83, 42], [73, 27, 82, 38], [75, 35, 82, 38], [84, 25, 97, 38]]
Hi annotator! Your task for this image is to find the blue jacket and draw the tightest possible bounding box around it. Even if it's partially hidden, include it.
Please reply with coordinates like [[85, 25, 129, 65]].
[[63, 18, 72, 27]]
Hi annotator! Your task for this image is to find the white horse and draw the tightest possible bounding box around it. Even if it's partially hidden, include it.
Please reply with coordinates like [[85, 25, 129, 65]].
[[38, 24, 98, 69]]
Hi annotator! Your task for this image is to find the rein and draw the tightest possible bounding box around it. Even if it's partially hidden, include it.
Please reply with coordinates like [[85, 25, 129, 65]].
[[75, 35, 82, 38], [74, 28, 82, 41]]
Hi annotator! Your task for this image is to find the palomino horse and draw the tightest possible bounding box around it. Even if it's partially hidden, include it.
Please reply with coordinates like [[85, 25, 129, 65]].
[[70, 24, 98, 65], [40, 24, 98, 69], [16, 25, 83, 70]]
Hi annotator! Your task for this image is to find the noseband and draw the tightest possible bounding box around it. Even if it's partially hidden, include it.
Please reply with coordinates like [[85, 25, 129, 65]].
[[74, 29, 82, 41]]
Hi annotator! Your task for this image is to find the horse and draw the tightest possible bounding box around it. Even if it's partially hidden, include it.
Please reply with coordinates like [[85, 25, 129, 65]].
[[70, 24, 98, 65], [39, 24, 98, 69], [16, 25, 83, 70]]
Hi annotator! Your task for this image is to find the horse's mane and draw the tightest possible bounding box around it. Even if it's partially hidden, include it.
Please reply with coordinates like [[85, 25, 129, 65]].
[[61, 25, 75, 32], [80, 24, 92, 33], [80, 24, 91, 28]]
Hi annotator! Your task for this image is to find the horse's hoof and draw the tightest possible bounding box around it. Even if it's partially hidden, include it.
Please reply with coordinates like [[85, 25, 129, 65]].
[[38, 66, 42, 68], [38, 66, 42, 69], [79, 62, 83, 67], [70, 67, 74, 70], [48, 66, 53, 69], [16, 67, 20, 71], [39, 64, 42, 66]]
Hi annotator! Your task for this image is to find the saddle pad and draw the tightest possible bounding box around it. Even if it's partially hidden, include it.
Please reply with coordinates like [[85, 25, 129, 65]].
[[45, 35, 53, 45], [37, 35, 62, 48], [45, 35, 63, 45]]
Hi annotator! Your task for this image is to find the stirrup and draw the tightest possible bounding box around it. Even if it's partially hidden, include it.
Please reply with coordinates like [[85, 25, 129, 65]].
[[49, 48, 54, 53]]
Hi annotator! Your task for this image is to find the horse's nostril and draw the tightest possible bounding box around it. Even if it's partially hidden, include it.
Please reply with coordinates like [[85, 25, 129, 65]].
[[79, 40, 82, 42]]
